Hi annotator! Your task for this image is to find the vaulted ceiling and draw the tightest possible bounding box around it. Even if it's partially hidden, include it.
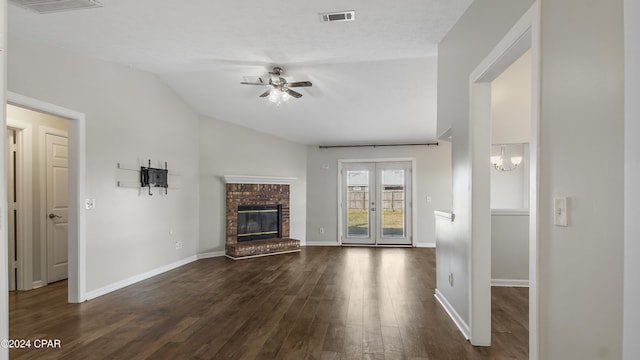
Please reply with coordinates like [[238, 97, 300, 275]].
[[8, 0, 474, 145]]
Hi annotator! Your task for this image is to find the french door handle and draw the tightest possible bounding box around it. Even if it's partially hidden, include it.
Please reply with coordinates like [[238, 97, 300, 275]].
[[371, 207, 376, 212], [48, 213, 62, 219]]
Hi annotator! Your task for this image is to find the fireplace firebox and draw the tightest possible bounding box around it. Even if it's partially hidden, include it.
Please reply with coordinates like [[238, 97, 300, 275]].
[[237, 204, 281, 242]]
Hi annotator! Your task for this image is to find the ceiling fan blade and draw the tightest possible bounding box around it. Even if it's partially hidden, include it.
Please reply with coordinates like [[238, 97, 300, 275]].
[[287, 81, 312, 88], [259, 90, 271, 97], [286, 89, 303, 98], [241, 77, 264, 86]]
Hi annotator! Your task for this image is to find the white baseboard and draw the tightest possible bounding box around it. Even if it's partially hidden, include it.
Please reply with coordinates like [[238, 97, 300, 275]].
[[85, 255, 198, 300], [434, 288, 471, 340], [197, 251, 226, 259], [491, 279, 530, 287], [415, 243, 436, 248], [304, 242, 341, 246], [31, 280, 45, 290]]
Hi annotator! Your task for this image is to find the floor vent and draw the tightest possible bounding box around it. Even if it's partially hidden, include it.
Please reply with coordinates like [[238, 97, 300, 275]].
[[320, 10, 356, 23], [10, 0, 103, 14]]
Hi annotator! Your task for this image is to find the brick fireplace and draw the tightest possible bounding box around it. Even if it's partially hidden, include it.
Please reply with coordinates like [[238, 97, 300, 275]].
[[224, 176, 300, 259]]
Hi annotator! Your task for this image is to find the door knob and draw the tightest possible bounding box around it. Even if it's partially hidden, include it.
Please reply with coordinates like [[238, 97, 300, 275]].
[[48, 213, 61, 219]]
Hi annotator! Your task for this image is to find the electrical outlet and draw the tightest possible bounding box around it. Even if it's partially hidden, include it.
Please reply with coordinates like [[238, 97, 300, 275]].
[[319, 227, 325, 234], [175, 241, 183, 250], [85, 198, 96, 210], [426, 196, 432, 203]]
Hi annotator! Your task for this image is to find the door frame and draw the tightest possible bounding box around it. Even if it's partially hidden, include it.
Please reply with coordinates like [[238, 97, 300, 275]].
[[337, 157, 417, 246], [7, 92, 87, 303], [40, 127, 69, 286], [5, 120, 34, 291], [467, 2, 540, 357]]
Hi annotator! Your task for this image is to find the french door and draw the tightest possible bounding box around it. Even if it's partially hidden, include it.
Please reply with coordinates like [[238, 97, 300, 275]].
[[341, 161, 412, 245]]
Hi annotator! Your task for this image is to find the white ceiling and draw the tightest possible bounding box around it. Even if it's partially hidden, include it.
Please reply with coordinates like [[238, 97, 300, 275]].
[[8, 0, 473, 145]]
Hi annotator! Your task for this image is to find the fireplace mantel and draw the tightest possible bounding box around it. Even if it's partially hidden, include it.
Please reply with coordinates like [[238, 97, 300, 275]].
[[223, 175, 296, 185]]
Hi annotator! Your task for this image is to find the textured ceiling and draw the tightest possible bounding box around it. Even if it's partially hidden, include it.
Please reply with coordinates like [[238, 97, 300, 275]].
[[8, 0, 473, 145]]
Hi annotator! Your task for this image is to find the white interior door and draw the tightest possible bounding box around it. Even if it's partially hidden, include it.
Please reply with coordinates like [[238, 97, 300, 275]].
[[7, 130, 16, 291], [342, 161, 413, 245], [46, 133, 68, 283]]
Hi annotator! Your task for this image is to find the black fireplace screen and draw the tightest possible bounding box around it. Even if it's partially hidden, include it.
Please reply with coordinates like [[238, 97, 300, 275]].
[[237, 204, 281, 242]]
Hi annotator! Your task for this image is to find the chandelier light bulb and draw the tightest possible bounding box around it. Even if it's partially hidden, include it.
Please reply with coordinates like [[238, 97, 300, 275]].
[[511, 156, 523, 166]]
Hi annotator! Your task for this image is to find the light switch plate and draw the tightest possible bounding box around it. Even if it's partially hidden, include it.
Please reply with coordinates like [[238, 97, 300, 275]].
[[554, 197, 567, 227]]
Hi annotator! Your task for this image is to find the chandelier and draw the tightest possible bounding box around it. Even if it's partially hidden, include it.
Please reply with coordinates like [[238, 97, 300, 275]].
[[491, 145, 523, 172]]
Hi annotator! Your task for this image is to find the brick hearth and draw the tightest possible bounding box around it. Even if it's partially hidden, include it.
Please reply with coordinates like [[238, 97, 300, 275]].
[[225, 183, 300, 259]]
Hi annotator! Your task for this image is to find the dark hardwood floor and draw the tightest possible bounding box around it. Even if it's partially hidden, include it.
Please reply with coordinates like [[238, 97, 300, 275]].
[[9, 247, 528, 359]]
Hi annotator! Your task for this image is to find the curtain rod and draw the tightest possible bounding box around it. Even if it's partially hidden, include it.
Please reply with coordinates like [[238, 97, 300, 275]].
[[318, 142, 439, 149]]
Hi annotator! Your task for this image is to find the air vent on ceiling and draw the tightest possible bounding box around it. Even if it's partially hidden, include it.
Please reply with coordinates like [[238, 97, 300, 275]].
[[10, 0, 103, 14], [320, 10, 355, 23]]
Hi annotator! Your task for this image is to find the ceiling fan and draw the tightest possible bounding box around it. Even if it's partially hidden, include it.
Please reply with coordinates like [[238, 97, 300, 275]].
[[241, 66, 312, 103]]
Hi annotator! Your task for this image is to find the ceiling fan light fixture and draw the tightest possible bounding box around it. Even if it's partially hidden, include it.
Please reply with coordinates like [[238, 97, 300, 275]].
[[241, 66, 311, 105], [268, 89, 290, 106]]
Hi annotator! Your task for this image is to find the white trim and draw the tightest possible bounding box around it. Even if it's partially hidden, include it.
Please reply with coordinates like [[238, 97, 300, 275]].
[[435, 288, 471, 340], [342, 244, 412, 248], [197, 251, 226, 259], [416, 243, 436, 248], [491, 279, 530, 287], [225, 249, 301, 260], [31, 280, 45, 289], [304, 242, 341, 247], [491, 209, 529, 216], [6, 120, 33, 291], [85, 255, 198, 300], [39, 126, 68, 287], [222, 175, 296, 185], [7, 91, 87, 304], [528, 4, 542, 359], [468, 4, 538, 348]]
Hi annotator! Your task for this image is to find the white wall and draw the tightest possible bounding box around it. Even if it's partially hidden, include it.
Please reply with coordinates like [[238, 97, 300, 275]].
[[491, 49, 531, 145], [7, 37, 201, 293], [305, 143, 451, 246], [623, 0, 640, 358], [436, 0, 534, 327], [490, 144, 529, 209], [539, 0, 624, 358], [491, 211, 528, 282], [198, 118, 307, 253], [6, 105, 68, 285]]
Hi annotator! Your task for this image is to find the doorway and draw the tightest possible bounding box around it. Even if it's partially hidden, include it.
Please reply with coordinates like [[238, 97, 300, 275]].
[[5, 92, 86, 304], [468, 3, 540, 356], [7, 128, 18, 291], [6, 105, 69, 290], [340, 160, 413, 246]]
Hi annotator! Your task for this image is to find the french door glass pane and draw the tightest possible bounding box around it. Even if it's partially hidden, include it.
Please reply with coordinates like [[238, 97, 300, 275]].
[[381, 169, 405, 237], [346, 170, 369, 237]]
